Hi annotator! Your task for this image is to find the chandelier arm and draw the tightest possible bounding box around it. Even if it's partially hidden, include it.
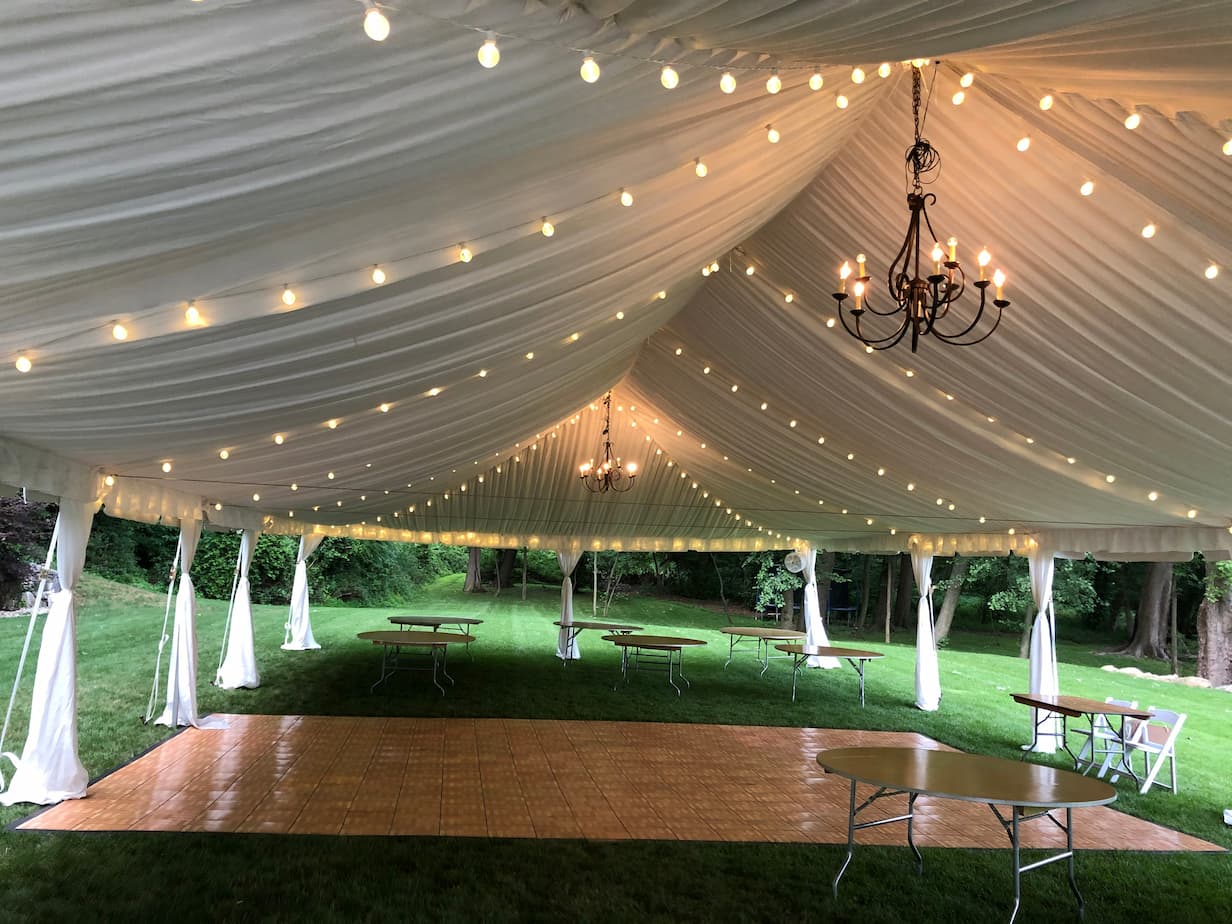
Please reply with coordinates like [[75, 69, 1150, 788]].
[[931, 285, 992, 340], [852, 311, 912, 349], [932, 303, 1006, 346]]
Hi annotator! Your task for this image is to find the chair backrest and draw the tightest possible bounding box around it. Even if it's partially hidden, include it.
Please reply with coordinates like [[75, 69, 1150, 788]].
[[1139, 708, 1186, 748], [1095, 697, 1138, 734]]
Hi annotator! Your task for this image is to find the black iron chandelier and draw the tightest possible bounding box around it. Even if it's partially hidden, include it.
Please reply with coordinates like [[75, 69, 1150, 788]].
[[832, 64, 1009, 353], [578, 392, 638, 493]]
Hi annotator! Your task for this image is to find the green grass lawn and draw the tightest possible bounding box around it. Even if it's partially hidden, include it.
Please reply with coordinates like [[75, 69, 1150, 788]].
[[0, 573, 1228, 922]]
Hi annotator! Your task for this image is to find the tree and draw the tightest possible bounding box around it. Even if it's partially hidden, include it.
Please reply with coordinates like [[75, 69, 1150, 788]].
[[1196, 560, 1232, 686], [856, 555, 873, 628], [892, 551, 914, 628], [1112, 561, 1172, 660], [816, 551, 835, 623], [463, 547, 484, 593], [935, 556, 970, 641], [0, 496, 56, 609]]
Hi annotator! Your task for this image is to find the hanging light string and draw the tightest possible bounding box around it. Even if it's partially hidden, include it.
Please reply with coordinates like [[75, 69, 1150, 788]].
[[10, 66, 856, 372]]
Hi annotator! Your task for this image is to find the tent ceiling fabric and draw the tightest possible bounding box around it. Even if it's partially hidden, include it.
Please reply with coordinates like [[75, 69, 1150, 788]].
[[0, 0, 1229, 557]]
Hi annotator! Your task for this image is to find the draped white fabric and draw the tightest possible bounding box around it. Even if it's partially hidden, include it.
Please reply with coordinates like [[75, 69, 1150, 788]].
[[798, 544, 839, 669], [0, 2, 1229, 557], [217, 529, 262, 690], [555, 550, 584, 660], [910, 552, 942, 712], [0, 498, 95, 806], [1026, 548, 1062, 752], [156, 518, 203, 728], [283, 534, 324, 651]]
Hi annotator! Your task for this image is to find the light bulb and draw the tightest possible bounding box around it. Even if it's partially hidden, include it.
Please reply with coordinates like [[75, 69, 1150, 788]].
[[1080, 180, 1095, 196], [657, 290, 666, 299], [1148, 491, 1159, 501], [15, 355, 32, 373], [1224, 139, 1232, 156], [826, 318, 836, 328], [952, 90, 965, 105], [840, 262, 852, 280], [363, 6, 390, 42], [327, 419, 339, 429], [960, 72, 974, 88], [1141, 222, 1157, 239], [274, 433, 284, 444], [709, 261, 719, 272], [371, 265, 386, 284], [1124, 112, 1141, 130], [730, 384, 738, 392], [184, 301, 201, 325], [281, 285, 296, 306], [992, 269, 1006, 299], [766, 125, 780, 143], [1187, 509, 1198, 519], [836, 94, 849, 109], [619, 189, 633, 207], [626, 462, 638, 474], [910, 59, 927, 68], [850, 67, 865, 84], [379, 402, 390, 412], [702, 266, 711, 277], [1205, 263, 1219, 279], [214, 503, 222, 511], [112, 323, 128, 341], [104, 474, 116, 487], [878, 63, 892, 79], [161, 462, 172, 473], [1105, 474, 1117, 483], [477, 35, 500, 68], [1039, 94, 1054, 110], [745, 265, 755, 276], [784, 293, 793, 303], [525, 351, 534, 360], [219, 449, 229, 460], [478, 368, 488, 377], [1016, 136, 1031, 152], [252, 493, 260, 502], [660, 65, 679, 89], [427, 386, 441, 396], [766, 70, 781, 94], [694, 159, 707, 177], [458, 244, 473, 263], [719, 72, 736, 94], [809, 70, 823, 91], [540, 218, 555, 238], [579, 55, 600, 83]]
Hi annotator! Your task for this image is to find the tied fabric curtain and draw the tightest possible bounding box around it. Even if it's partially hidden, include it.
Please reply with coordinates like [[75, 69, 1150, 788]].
[[156, 517, 203, 727], [911, 551, 942, 712], [217, 529, 261, 689], [282, 534, 324, 651], [1026, 548, 1062, 752], [799, 544, 839, 668], [0, 498, 96, 806], [555, 550, 583, 660]]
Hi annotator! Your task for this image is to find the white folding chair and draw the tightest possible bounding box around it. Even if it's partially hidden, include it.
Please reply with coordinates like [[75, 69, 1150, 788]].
[[1122, 708, 1186, 794], [1073, 697, 1137, 774]]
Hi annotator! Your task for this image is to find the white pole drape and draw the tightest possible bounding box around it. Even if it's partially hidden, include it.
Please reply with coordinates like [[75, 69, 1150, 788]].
[[0, 497, 96, 805], [1026, 548, 1062, 752], [216, 528, 261, 689], [911, 551, 942, 712], [799, 544, 839, 668], [282, 534, 323, 651], [156, 517, 204, 728], [555, 550, 583, 660]]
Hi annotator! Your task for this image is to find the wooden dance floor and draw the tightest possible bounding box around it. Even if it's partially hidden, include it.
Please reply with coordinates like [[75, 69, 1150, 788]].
[[18, 715, 1220, 850]]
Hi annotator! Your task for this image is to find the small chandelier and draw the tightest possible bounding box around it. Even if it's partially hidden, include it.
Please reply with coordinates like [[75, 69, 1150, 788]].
[[832, 64, 1009, 353], [578, 392, 638, 493]]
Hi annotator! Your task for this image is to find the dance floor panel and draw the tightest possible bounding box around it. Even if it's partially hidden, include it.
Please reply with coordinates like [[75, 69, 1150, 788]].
[[17, 714, 1220, 851]]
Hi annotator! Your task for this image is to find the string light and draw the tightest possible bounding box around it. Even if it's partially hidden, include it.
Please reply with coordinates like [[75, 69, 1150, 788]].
[[694, 158, 708, 177], [112, 323, 128, 341], [766, 125, 780, 143], [15, 355, 32, 373], [660, 65, 679, 89], [1148, 491, 1159, 501], [1224, 139, 1232, 156], [540, 218, 555, 237], [1016, 136, 1031, 152], [952, 91, 965, 105], [477, 34, 500, 68], [1141, 222, 1157, 239], [252, 493, 260, 502], [184, 301, 202, 325], [765, 69, 782, 94], [836, 94, 849, 109], [784, 293, 793, 303], [1187, 509, 1198, 519], [1205, 263, 1219, 279], [579, 55, 600, 83], [619, 189, 633, 207], [719, 72, 736, 94], [525, 351, 534, 360], [161, 462, 172, 473], [850, 67, 865, 84], [745, 265, 756, 276], [1124, 112, 1141, 130], [1105, 474, 1116, 483], [379, 403, 391, 413], [427, 386, 442, 396], [370, 265, 386, 284], [1039, 94, 1054, 110], [281, 285, 296, 306], [362, 4, 390, 42], [327, 419, 339, 429], [104, 475, 115, 487], [1080, 180, 1095, 196], [959, 72, 974, 88], [274, 433, 284, 444], [879, 63, 892, 79], [657, 290, 667, 299], [218, 449, 229, 460], [458, 244, 473, 263], [809, 69, 823, 91]]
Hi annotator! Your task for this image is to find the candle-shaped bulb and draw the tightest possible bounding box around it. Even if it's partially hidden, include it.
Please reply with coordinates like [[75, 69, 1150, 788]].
[[993, 269, 1006, 299], [626, 462, 638, 474], [856, 253, 866, 277], [977, 247, 991, 280], [947, 237, 957, 262], [853, 280, 865, 309], [931, 242, 943, 272], [839, 261, 851, 293]]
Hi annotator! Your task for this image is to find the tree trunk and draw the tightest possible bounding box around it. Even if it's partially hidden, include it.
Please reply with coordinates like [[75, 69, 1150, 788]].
[[710, 553, 729, 620], [856, 555, 873, 629], [521, 547, 528, 600], [893, 551, 914, 628], [1018, 597, 1034, 659], [463, 547, 484, 593], [651, 553, 665, 591], [875, 556, 893, 637], [1113, 561, 1172, 659], [783, 587, 796, 630], [816, 551, 835, 628], [1197, 562, 1232, 686], [496, 549, 517, 589], [935, 556, 969, 641]]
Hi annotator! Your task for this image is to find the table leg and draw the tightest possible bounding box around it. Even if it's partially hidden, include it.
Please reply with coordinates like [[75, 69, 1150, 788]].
[[1109, 716, 1141, 786], [724, 634, 736, 669], [846, 658, 868, 707], [440, 645, 455, 685], [667, 649, 681, 696], [906, 792, 922, 873], [759, 638, 773, 676], [833, 779, 857, 897], [676, 648, 691, 688], [370, 644, 392, 693], [431, 647, 447, 697], [613, 646, 628, 692], [790, 653, 801, 703], [1010, 808, 1021, 924], [1065, 808, 1084, 919]]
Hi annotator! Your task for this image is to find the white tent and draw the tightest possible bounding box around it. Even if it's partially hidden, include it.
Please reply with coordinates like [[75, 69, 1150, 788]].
[[0, 1, 1229, 562]]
